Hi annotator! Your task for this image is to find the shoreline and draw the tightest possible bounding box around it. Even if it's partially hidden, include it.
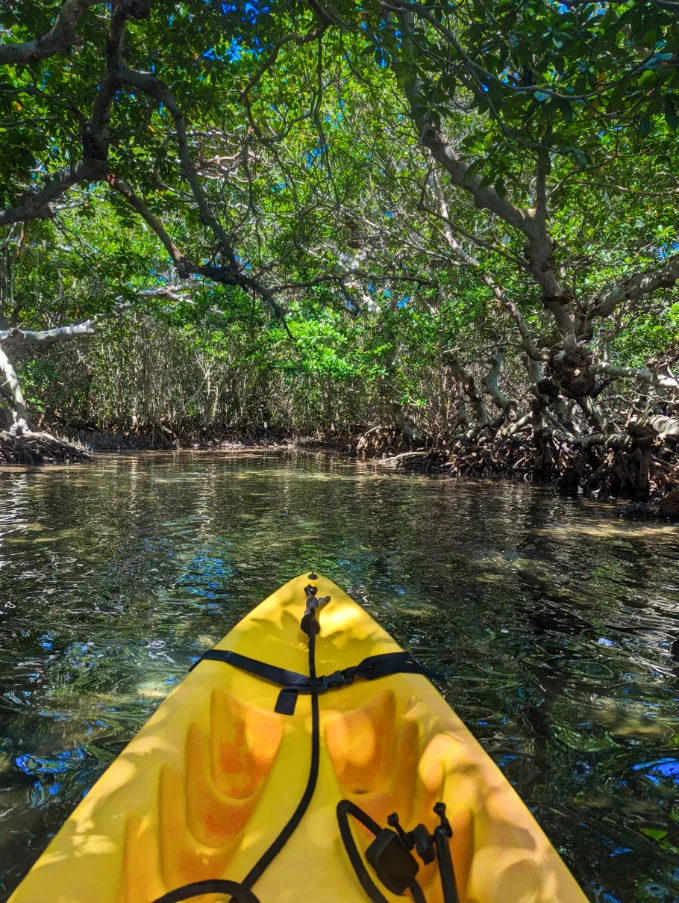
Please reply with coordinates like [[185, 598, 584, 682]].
[[2, 426, 678, 520]]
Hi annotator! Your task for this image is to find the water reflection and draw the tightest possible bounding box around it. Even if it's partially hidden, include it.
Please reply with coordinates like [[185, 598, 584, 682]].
[[0, 452, 678, 902]]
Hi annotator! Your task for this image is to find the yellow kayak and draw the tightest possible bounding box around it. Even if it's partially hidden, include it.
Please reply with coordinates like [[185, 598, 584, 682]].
[[10, 573, 588, 903]]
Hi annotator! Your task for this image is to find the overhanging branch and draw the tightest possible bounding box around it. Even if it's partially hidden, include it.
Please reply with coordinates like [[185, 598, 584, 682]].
[[0, 0, 154, 66], [118, 62, 239, 269], [585, 255, 679, 332], [108, 177, 191, 274], [0, 322, 96, 346], [0, 0, 136, 227], [0, 0, 100, 66], [108, 177, 290, 328], [592, 361, 679, 390], [0, 160, 105, 227], [431, 170, 543, 361], [238, 22, 328, 100]]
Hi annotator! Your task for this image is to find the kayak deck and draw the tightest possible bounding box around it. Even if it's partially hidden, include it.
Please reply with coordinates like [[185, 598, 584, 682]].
[[10, 573, 587, 903]]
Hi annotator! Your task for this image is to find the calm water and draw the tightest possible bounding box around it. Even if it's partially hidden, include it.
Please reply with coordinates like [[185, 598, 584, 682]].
[[0, 451, 678, 901]]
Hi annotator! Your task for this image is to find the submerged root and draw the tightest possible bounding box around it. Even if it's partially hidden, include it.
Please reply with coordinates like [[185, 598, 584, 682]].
[[358, 425, 679, 513]]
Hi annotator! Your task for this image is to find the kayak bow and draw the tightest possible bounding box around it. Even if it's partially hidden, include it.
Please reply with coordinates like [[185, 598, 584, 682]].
[[10, 573, 588, 903]]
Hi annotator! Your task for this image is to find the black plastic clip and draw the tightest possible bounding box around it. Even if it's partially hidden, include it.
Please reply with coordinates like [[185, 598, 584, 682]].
[[319, 670, 345, 691], [411, 824, 436, 865], [384, 803, 456, 891], [366, 828, 419, 895]]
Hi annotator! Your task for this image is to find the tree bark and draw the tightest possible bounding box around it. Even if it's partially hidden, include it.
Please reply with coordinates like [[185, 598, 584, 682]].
[[0, 345, 30, 432]]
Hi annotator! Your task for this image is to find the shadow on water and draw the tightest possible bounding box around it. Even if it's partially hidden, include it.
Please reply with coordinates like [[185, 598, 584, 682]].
[[0, 450, 678, 902]]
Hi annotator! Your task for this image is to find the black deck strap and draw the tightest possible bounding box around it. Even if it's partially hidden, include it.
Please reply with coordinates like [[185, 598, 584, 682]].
[[154, 599, 323, 903], [192, 648, 440, 716], [189, 649, 312, 715], [190, 649, 310, 690], [278, 651, 441, 715], [341, 651, 440, 686], [151, 879, 259, 903], [336, 800, 427, 903]]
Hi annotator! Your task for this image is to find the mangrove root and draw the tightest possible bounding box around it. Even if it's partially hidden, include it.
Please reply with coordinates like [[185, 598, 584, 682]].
[[0, 430, 91, 465]]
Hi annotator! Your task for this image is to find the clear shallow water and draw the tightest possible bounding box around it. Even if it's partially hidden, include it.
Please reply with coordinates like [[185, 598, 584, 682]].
[[0, 451, 678, 902]]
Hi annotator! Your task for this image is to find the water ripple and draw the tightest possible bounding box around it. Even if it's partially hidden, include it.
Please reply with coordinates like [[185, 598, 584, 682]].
[[0, 451, 678, 901]]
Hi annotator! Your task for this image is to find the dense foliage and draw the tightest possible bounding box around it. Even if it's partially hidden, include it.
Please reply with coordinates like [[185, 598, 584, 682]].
[[1, 1, 679, 494]]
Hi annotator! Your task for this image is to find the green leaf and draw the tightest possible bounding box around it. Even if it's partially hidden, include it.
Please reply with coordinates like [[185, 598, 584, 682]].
[[664, 94, 679, 130], [462, 159, 485, 184], [569, 146, 589, 167], [640, 828, 667, 842], [638, 112, 651, 135], [554, 96, 573, 122], [638, 69, 658, 89], [607, 81, 628, 113]]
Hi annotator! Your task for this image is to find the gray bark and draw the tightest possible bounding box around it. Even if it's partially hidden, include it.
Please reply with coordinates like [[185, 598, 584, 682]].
[[0, 345, 30, 432], [0, 0, 99, 65], [0, 322, 96, 346], [482, 349, 516, 411]]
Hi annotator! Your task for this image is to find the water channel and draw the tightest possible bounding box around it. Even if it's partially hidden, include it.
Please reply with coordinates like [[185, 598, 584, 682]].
[[0, 451, 678, 901]]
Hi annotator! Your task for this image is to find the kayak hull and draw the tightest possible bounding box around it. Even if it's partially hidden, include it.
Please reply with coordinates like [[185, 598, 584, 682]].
[[9, 573, 588, 903]]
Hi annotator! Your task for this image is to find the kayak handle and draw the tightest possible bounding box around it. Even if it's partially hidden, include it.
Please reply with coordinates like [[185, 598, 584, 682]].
[[301, 583, 330, 636]]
